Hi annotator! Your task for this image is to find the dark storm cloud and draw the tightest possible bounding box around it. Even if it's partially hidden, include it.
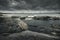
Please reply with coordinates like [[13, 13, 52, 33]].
[[0, 0, 60, 10]]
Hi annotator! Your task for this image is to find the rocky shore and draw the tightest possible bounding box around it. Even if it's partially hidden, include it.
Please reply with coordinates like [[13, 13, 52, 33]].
[[0, 15, 60, 40]]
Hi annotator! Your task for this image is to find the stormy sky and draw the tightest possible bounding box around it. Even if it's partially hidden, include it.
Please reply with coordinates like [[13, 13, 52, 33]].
[[0, 0, 60, 10]]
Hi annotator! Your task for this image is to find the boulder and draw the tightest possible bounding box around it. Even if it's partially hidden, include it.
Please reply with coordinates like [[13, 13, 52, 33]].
[[8, 31, 59, 40], [0, 16, 28, 33]]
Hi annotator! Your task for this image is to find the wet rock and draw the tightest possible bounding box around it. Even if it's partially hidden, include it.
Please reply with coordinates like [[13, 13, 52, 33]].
[[0, 16, 28, 33], [0, 36, 9, 40], [52, 17, 60, 20], [33, 16, 51, 20], [8, 31, 59, 40]]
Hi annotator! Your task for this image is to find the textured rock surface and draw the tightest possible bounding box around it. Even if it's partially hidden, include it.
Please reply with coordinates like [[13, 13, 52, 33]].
[[6, 31, 59, 40], [0, 16, 28, 33], [0, 31, 59, 40]]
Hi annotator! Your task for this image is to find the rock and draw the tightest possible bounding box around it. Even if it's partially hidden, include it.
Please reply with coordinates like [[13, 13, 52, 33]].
[[33, 16, 51, 20], [0, 16, 28, 33], [8, 31, 59, 40], [0, 36, 9, 40]]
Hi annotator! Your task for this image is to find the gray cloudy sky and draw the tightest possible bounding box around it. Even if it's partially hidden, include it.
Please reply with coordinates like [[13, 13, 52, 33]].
[[0, 0, 60, 10]]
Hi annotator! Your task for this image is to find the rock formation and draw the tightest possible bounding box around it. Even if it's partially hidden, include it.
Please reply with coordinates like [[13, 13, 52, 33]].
[[0, 15, 28, 33]]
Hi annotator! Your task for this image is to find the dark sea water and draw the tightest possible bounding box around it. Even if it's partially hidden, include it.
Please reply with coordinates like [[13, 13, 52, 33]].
[[23, 20, 60, 34], [24, 20, 60, 26]]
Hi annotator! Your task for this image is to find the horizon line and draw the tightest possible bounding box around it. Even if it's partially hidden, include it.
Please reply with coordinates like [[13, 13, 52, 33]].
[[0, 10, 60, 14]]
